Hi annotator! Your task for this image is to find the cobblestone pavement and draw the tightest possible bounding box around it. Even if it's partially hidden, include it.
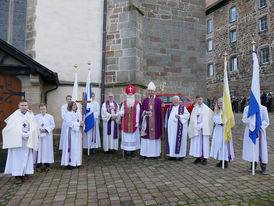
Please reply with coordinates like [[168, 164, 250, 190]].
[[0, 113, 273, 206]]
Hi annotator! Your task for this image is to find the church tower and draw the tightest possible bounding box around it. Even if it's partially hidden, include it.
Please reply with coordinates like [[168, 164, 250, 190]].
[[105, 0, 207, 102]]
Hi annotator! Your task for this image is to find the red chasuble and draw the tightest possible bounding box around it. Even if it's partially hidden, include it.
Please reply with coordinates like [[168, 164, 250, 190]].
[[121, 100, 139, 133]]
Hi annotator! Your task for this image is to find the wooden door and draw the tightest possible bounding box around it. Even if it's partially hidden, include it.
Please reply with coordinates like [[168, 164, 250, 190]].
[[0, 74, 24, 142]]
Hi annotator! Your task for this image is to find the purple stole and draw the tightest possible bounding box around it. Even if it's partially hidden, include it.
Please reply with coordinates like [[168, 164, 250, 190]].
[[166, 105, 184, 154], [106, 100, 118, 139], [68, 127, 72, 163]]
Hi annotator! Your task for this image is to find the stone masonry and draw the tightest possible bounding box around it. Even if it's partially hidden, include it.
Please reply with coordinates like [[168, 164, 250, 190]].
[[105, 0, 207, 103], [206, 0, 274, 99]]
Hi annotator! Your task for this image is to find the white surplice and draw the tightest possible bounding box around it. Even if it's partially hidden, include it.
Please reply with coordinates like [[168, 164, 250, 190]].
[[101, 102, 119, 151], [59, 104, 68, 150], [189, 104, 213, 159], [165, 105, 190, 157], [61, 111, 82, 166], [242, 105, 269, 163], [210, 111, 235, 161], [33, 113, 55, 164], [119, 103, 140, 151], [83, 100, 101, 149], [4, 111, 35, 176]]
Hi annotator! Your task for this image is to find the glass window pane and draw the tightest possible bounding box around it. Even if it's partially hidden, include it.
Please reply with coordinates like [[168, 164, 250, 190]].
[[260, 17, 267, 31], [259, 0, 266, 8], [230, 7, 236, 22], [234, 58, 237, 70], [261, 48, 269, 64], [231, 30, 236, 42], [208, 20, 212, 33], [208, 40, 212, 51], [180, 96, 190, 103]]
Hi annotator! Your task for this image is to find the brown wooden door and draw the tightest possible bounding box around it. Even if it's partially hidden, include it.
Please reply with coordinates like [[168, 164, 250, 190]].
[[0, 74, 23, 142]]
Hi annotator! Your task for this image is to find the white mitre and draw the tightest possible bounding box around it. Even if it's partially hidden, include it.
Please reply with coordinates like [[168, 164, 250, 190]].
[[147, 81, 156, 91]]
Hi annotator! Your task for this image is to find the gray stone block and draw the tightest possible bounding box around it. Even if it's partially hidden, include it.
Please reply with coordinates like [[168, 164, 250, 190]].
[[107, 64, 119, 71], [13, 0, 27, 12], [120, 28, 136, 38], [0, 10, 9, 24], [123, 48, 136, 57], [122, 38, 136, 49], [120, 57, 136, 70], [119, 12, 129, 23]]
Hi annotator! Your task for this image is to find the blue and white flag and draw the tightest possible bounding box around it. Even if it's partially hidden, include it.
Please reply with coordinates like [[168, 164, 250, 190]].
[[247, 49, 262, 144], [84, 68, 94, 133]]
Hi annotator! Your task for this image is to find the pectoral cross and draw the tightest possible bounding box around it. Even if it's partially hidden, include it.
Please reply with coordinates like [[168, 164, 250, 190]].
[[23, 123, 27, 128], [41, 123, 44, 127], [76, 92, 91, 168]]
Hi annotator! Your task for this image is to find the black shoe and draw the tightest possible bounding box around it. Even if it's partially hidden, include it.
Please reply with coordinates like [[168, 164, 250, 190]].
[[140, 156, 146, 159], [168, 157, 176, 161], [91, 149, 95, 154], [177, 157, 184, 161], [67, 165, 73, 170], [216, 161, 222, 167], [202, 159, 207, 165], [261, 163, 268, 175], [193, 158, 201, 164], [130, 151, 135, 157], [224, 161, 228, 168], [123, 150, 127, 158], [248, 162, 257, 172]]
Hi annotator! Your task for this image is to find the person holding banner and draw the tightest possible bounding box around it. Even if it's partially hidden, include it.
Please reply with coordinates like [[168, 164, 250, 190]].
[[83, 92, 101, 153], [119, 85, 140, 158], [61, 101, 84, 168], [33, 104, 55, 171], [189, 95, 214, 165], [242, 105, 269, 175], [210, 98, 234, 168], [101, 93, 120, 152], [59, 95, 72, 150]]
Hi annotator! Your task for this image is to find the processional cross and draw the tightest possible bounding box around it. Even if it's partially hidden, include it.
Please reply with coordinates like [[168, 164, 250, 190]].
[[76, 92, 91, 167]]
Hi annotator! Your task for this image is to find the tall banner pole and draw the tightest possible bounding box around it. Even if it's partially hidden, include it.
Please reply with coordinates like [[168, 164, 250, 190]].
[[251, 40, 256, 176], [160, 82, 166, 160], [222, 52, 228, 169]]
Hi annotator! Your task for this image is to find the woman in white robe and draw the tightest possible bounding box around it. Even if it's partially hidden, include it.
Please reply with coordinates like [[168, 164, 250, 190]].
[[33, 104, 55, 171], [242, 105, 269, 174], [210, 98, 234, 168], [61, 101, 84, 168]]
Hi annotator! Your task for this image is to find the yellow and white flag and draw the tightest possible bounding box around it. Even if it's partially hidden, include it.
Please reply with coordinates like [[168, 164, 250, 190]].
[[72, 69, 79, 101], [222, 58, 234, 143]]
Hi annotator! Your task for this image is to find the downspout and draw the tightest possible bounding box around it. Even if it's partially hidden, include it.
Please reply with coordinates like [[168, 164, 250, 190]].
[[100, 0, 107, 106], [45, 84, 58, 104]]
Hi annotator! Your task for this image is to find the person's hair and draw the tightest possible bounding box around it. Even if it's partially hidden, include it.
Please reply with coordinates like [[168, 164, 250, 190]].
[[92, 92, 95, 95], [214, 98, 223, 114], [66, 95, 72, 99], [196, 95, 202, 99], [67, 101, 77, 111], [39, 103, 47, 108], [172, 96, 180, 101], [19, 99, 28, 104]]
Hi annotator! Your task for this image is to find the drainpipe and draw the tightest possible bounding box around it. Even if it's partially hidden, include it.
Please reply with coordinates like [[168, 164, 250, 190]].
[[44, 84, 58, 104], [100, 0, 107, 106]]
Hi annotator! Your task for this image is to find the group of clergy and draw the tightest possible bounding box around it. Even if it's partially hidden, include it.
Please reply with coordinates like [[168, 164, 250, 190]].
[[2, 81, 270, 184]]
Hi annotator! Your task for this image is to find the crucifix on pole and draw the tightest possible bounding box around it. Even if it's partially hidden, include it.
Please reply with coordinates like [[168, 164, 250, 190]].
[[76, 92, 91, 168]]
